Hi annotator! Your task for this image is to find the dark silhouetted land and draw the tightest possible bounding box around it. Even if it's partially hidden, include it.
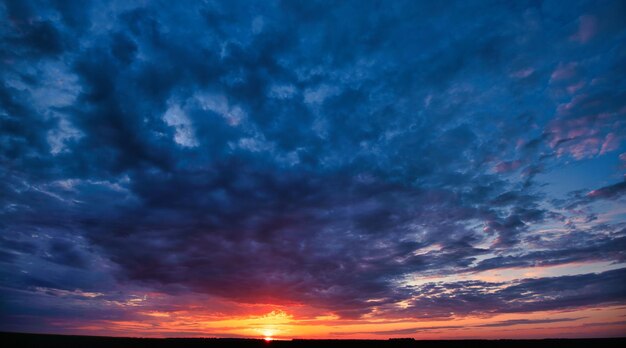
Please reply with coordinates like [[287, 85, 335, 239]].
[[2, 332, 625, 348]]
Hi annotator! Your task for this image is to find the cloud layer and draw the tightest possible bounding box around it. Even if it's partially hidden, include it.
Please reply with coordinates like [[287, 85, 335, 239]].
[[1, 0, 625, 338]]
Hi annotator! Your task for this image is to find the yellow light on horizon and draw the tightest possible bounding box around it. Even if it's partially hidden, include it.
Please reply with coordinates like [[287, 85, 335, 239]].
[[262, 329, 275, 342]]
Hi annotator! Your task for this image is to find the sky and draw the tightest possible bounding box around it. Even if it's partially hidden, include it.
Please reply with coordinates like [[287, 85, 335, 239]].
[[1, 0, 626, 340]]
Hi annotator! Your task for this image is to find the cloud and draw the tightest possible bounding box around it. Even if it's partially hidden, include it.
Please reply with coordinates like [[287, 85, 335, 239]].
[[570, 15, 598, 44], [339, 317, 584, 336], [393, 268, 626, 319], [587, 179, 626, 200], [562, 178, 626, 209], [162, 104, 198, 148], [352, 325, 467, 336], [476, 317, 583, 328], [551, 63, 579, 82]]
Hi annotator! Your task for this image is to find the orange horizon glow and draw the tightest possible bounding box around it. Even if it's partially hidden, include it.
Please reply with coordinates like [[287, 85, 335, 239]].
[[15, 262, 625, 339], [28, 302, 626, 340]]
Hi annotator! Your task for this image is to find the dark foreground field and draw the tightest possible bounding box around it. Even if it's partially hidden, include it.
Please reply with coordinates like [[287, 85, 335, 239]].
[[2, 332, 625, 348]]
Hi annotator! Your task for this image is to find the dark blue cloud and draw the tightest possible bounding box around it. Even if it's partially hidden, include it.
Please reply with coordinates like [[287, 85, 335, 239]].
[[1, 0, 625, 332], [337, 317, 584, 335], [383, 268, 626, 319], [476, 318, 584, 328]]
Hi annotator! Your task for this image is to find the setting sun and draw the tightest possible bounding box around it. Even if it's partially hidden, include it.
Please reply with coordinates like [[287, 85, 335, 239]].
[[262, 329, 275, 342]]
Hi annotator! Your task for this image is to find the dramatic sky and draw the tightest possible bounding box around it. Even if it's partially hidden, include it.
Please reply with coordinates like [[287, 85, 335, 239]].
[[1, 0, 626, 340]]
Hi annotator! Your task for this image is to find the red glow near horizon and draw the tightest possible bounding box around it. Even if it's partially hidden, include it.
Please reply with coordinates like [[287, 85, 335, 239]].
[[30, 302, 626, 340]]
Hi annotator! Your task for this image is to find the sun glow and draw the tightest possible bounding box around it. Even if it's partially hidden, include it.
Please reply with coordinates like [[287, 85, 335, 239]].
[[262, 329, 275, 341]]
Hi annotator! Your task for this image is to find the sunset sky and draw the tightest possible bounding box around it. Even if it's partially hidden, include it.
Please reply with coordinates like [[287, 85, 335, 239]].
[[1, 0, 626, 340]]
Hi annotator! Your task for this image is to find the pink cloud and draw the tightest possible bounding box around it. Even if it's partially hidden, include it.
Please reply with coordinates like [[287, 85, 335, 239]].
[[551, 62, 578, 82], [547, 117, 598, 148], [567, 126, 597, 139], [557, 137, 601, 160], [547, 96, 625, 161], [494, 160, 523, 173], [570, 15, 598, 44], [599, 133, 621, 155], [566, 81, 585, 94], [619, 153, 626, 169], [510, 68, 534, 79], [547, 116, 607, 160], [555, 94, 611, 117]]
